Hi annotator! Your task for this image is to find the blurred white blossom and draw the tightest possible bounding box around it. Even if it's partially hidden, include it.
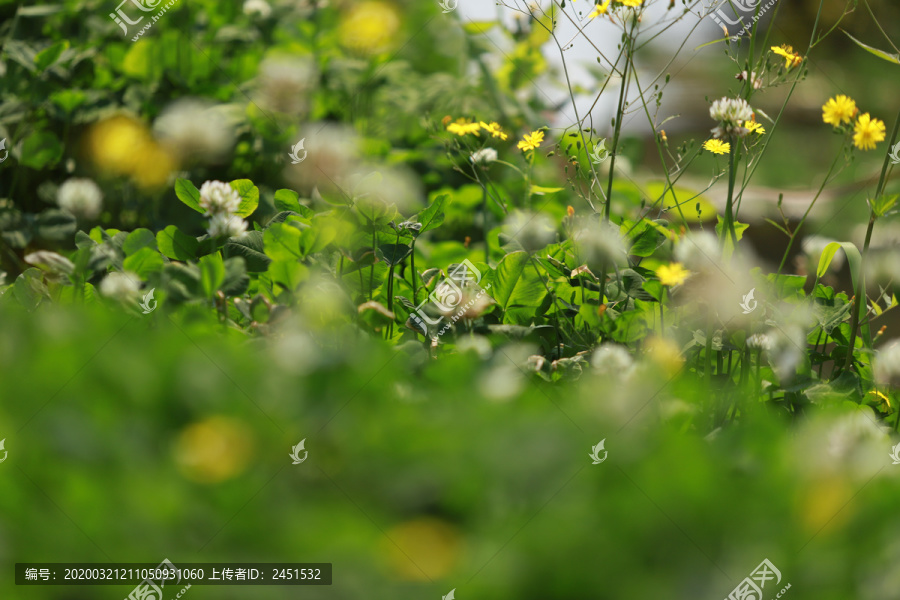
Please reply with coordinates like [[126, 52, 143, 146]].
[[471, 148, 498, 165], [243, 0, 272, 18], [875, 340, 900, 387], [256, 56, 318, 116], [208, 214, 248, 239], [504, 211, 556, 253], [100, 271, 141, 301], [24, 251, 75, 276], [57, 178, 103, 220], [153, 99, 236, 164]]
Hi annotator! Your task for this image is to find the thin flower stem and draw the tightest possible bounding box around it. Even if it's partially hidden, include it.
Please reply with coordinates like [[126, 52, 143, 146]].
[[842, 216, 875, 373], [721, 137, 738, 251]]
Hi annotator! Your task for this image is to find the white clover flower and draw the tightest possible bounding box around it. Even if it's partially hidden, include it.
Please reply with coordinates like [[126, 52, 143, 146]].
[[471, 148, 498, 165], [573, 219, 626, 270], [674, 231, 720, 272], [208, 214, 249, 239], [100, 271, 141, 301], [503, 211, 556, 253], [284, 123, 360, 193], [198, 181, 241, 216], [875, 340, 900, 387], [243, 0, 272, 18], [747, 333, 772, 351], [591, 343, 634, 378], [256, 57, 318, 116], [57, 178, 103, 220], [24, 251, 75, 276], [709, 97, 754, 138], [153, 99, 236, 164]]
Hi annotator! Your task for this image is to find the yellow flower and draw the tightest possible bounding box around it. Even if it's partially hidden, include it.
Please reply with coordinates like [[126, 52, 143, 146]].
[[517, 130, 545, 152], [173, 416, 254, 483], [588, 0, 612, 17], [644, 336, 684, 376], [853, 113, 886, 151], [446, 118, 481, 136], [743, 120, 765, 135], [338, 1, 401, 55], [656, 262, 691, 286], [87, 115, 153, 175], [771, 44, 803, 69], [821, 95, 858, 127], [479, 121, 509, 140], [702, 139, 731, 155], [617, 0, 643, 6], [868, 390, 891, 411]]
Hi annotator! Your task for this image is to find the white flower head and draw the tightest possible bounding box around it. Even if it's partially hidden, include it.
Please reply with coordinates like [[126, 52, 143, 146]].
[[198, 181, 241, 216], [243, 0, 272, 18], [153, 99, 236, 164], [503, 211, 556, 253], [573, 218, 626, 270], [24, 251, 75, 276], [256, 56, 318, 116], [100, 271, 141, 301], [591, 343, 634, 379], [875, 340, 900, 387], [747, 333, 772, 351], [57, 178, 103, 220], [674, 231, 720, 272], [709, 97, 754, 137], [471, 148, 498, 165], [208, 214, 249, 239]]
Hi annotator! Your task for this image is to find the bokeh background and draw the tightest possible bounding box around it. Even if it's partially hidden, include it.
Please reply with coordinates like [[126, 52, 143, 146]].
[[2, 0, 900, 598]]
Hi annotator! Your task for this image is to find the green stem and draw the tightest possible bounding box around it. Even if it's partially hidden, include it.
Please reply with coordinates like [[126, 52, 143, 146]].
[[841, 216, 874, 373]]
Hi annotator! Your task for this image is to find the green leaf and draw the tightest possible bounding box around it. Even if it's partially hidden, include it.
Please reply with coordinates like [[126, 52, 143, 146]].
[[156, 225, 199, 261], [273, 189, 300, 212], [489, 251, 547, 324], [34, 40, 68, 71], [843, 30, 900, 65], [35, 209, 76, 242], [12, 268, 48, 311], [268, 260, 309, 291], [715, 217, 749, 259], [816, 241, 861, 291], [230, 179, 260, 218], [299, 220, 338, 256], [529, 185, 564, 195], [123, 247, 164, 278], [463, 21, 498, 35], [223, 231, 270, 272], [872, 194, 899, 218], [174, 179, 204, 214], [376, 243, 412, 266], [123, 229, 158, 255], [416, 194, 448, 233], [199, 254, 225, 298], [19, 130, 63, 169], [263, 223, 303, 261], [221, 257, 250, 297]]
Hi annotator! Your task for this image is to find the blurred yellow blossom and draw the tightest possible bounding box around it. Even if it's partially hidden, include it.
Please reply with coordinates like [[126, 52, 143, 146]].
[[479, 121, 508, 140], [853, 113, 886, 151], [644, 336, 684, 376], [656, 262, 691, 286], [822, 95, 857, 127], [617, 0, 643, 6], [338, 1, 400, 55], [86, 114, 175, 189], [383, 517, 461, 580], [446, 119, 481, 136], [517, 130, 545, 152], [173, 416, 254, 483], [588, 0, 611, 18]]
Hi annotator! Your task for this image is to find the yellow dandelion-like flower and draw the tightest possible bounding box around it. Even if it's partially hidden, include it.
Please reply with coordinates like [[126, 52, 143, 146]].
[[656, 262, 691, 286], [853, 113, 886, 151], [338, 1, 401, 56], [821, 95, 858, 127], [743, 120, 765, 135], [87, 115, 154, 176], [617, 0, 643, 6], [588, 0, 612, 18], [480, 121, 508, 140], [702, 139, 731, 155], [771, 44, 803, 69], [517, 130, 545, 152], [446, 118, 481, 136], [868, 390, 891, 411]]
